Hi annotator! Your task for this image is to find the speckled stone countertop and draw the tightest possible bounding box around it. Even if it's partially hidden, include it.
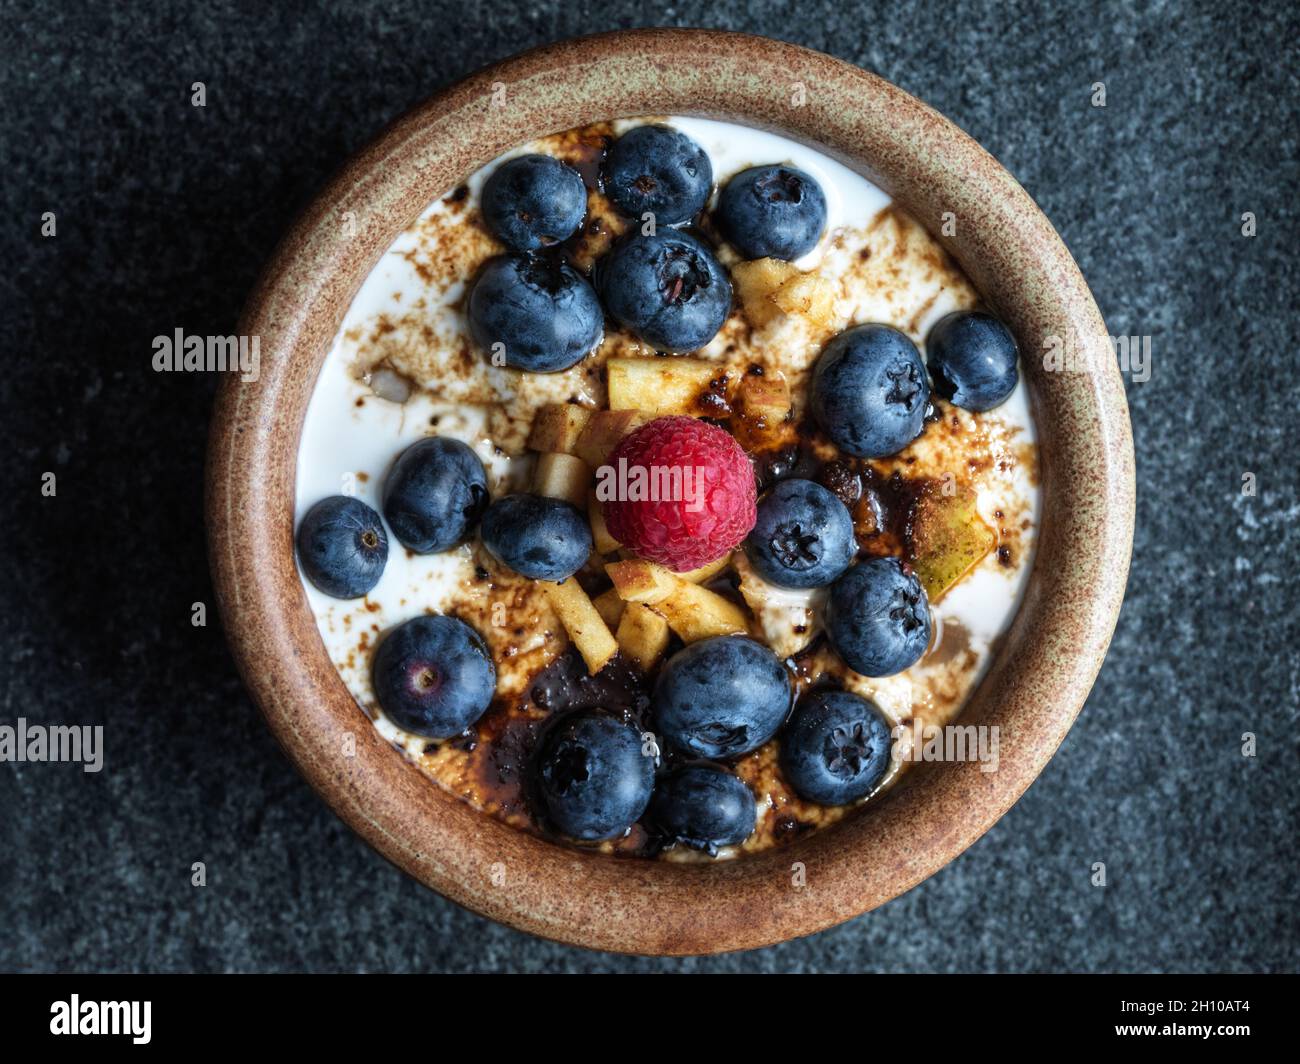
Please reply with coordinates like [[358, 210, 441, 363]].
[[1, 0, 1296, 972]]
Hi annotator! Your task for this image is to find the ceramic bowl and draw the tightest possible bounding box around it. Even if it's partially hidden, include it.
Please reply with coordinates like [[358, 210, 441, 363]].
[[206, 28, 1134, 955]]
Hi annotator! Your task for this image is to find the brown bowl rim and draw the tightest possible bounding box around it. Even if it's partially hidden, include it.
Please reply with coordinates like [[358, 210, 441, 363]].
[[206, 28, 1134, 956]]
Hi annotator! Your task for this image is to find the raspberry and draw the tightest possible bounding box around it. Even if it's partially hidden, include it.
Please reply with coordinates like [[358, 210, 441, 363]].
[[600, 416, 757, 572]]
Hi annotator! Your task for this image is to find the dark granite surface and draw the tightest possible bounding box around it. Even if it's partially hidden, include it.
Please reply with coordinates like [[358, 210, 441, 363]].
[[1, 0, 1296, 973]]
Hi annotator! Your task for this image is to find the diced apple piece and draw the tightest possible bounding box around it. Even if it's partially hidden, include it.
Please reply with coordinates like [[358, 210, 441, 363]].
[[654, 580, 750, 643], [616, 602, 671, 673], [733, 551, 770, 618], [678, 553, 732, 584], [772, 270, 835, 327], [540, 579, 618, 674], [618, 550, 730, 584], [534, 452, 590, 509], [733, 257, 835, 330], [908, 485, 996, 602], [732, 258, 799, 327], [607, 559, 749, 641], [573, 409, 648, 469], [737, 373, 791, 424], [605, 558, 676, 604], [606, 357, 727, 417], [733, 552, 818, 660], [611, 556, 754, 637], [592, 586, 626, 629], [526, 402, 593, 454], [588, 490, 620, 554]]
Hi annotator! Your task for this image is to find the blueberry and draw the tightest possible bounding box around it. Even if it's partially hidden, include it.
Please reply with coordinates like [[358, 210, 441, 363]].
[[926, 310, 1020, 411], [811, 324, 930, 459], [595, 229, 731, 352], [372, 615, 496, 739], [481, 153, 587, 251], [295, 495, 388, 599], [825, 557, 931, 677], [382, 436, 488, 554], [745, 478, 855, 589], [468, 253, 604, 372], [780, 689, 892, 805], [532, 711, 655, 841], [648, 765, 757, 854], [604, 125, 713, 227], [653, 636, 792, 759], [716, 164, 827, 261], [480, 493, 592, 581]]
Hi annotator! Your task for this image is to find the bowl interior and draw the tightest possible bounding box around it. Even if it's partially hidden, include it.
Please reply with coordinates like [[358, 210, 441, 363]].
[[207, 29, 1133, 955]]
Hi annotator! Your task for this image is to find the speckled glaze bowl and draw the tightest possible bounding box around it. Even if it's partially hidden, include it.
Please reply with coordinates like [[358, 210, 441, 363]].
[[206, 29, 1133, 955]]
